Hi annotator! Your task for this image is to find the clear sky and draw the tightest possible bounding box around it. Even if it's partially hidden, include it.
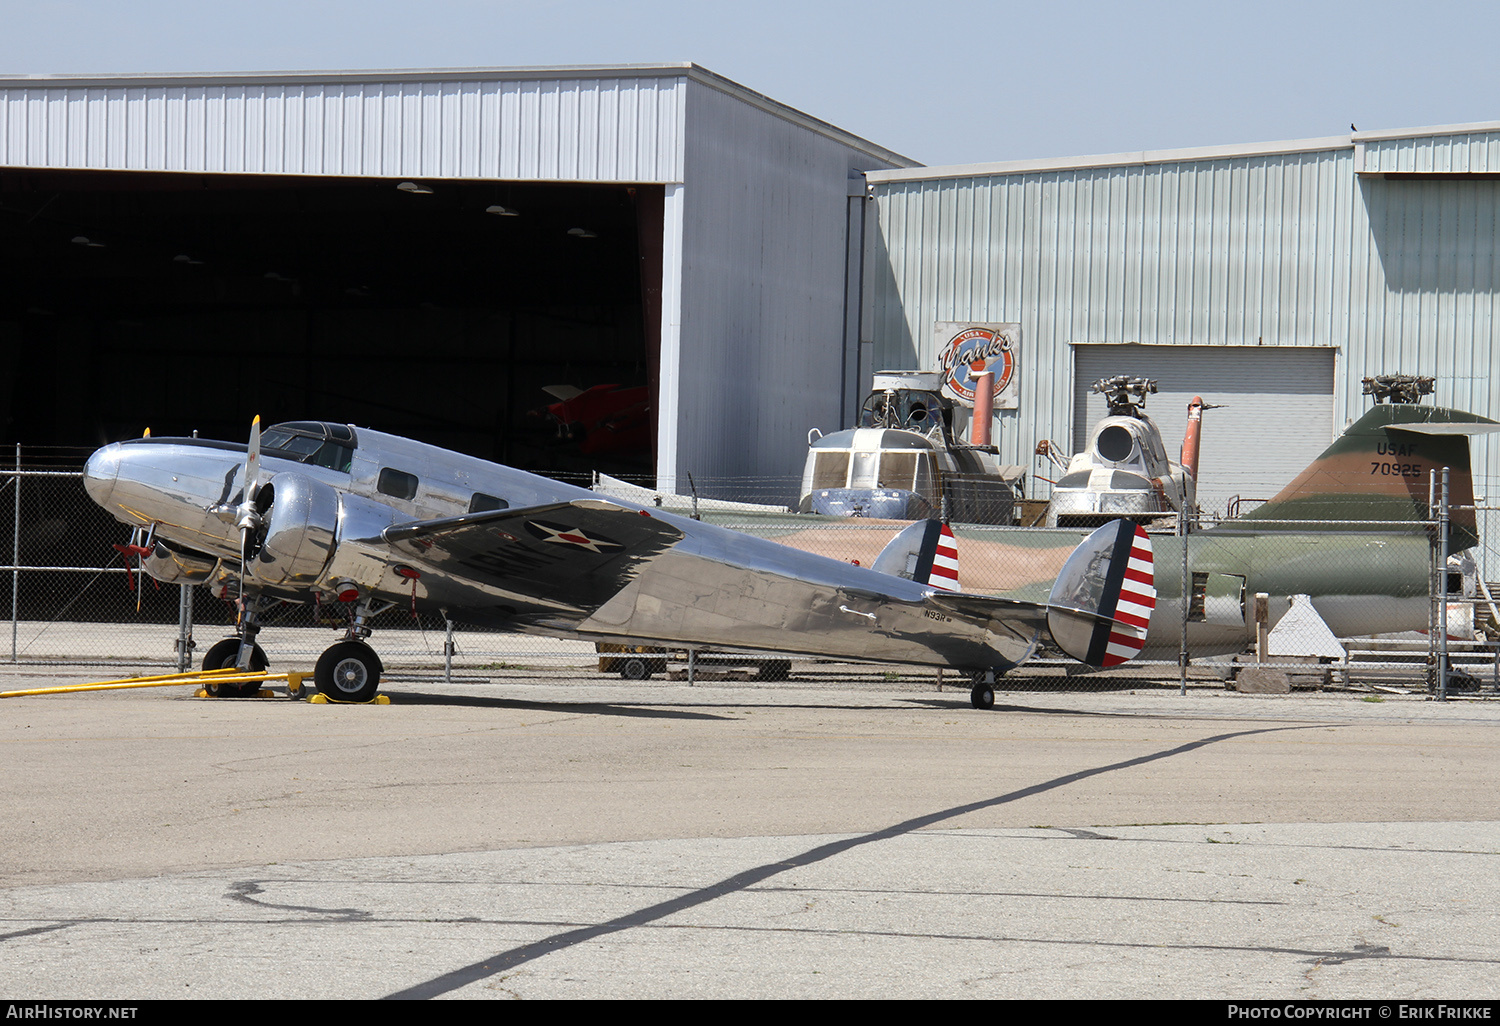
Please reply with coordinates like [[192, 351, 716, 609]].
[[3, 0, 1496, 167]]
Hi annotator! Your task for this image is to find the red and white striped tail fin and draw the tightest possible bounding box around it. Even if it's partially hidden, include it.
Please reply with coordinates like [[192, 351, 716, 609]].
[[1046, 520, 1157, 669], [1100, 524, 1156, 666], [927, 522, 960, 592], [871, 519, 961, 591]]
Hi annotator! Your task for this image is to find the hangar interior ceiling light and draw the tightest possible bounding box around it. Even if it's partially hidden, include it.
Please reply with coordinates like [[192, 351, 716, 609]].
[[567, 227, 598, 238], [396, 181, 433, 195], [485, 204, 519, 217]]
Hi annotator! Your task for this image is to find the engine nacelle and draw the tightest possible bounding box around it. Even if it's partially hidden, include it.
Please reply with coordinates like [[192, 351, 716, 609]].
[[141, 540, 219, 585], [248, 472, 340, 587]]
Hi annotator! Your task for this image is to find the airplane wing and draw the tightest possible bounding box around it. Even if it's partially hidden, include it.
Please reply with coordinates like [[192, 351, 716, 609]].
[[383, 499, 684, 613]]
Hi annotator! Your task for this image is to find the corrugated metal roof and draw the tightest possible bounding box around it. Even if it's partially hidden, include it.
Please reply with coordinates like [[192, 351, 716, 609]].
[[0, 65, 915, 181], [869, 121, 1500, 185], [1355, 122, 1500, 175], [0, 72, 688, 181], [867, 134, 1353, 184]]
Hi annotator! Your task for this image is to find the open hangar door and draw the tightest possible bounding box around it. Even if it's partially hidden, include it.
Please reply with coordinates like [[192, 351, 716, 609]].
[[1072, 344, 1335, 519], [0, 168, 661, 477]]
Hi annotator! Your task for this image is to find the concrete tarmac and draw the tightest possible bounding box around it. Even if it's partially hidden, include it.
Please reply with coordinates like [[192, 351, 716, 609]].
[[2, 668, 1499, 1000]]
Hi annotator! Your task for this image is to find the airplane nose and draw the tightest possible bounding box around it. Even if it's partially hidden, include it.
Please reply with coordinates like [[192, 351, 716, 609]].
[[82, 444, 121, 509]]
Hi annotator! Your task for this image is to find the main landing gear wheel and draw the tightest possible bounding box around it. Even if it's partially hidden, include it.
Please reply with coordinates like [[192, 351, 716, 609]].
[[201, 638, 268, 697], [315, 641, 382, 703], [970, 682, 995, 710]]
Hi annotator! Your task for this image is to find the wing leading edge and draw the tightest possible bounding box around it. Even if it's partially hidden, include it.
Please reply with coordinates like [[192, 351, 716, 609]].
[[383, 499, 685, 614]]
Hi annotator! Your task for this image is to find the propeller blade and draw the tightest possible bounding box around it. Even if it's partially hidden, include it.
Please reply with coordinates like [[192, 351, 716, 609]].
[[245, 414, 262, 500], [237, 416, 263, 624]]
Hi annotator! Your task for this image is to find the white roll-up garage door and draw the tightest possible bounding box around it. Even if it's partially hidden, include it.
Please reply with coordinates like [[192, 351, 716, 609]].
[[1072, 344, 1335, 519]]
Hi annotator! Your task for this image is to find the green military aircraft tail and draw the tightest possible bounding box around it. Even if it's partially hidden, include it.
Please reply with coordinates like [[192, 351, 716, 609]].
[[1238, 403, 1500, 549]]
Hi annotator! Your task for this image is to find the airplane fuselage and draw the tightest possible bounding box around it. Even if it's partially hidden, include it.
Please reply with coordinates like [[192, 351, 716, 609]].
[[83, 428, 1049, 672]]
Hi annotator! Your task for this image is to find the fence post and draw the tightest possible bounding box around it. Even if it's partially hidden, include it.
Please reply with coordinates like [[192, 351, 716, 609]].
[[175, 584, 194, 672], [444, 618, 454, 684], [1438, 467, 1451, 700], [1178, 504, 1188, 696], [11, 443, 18, 664]]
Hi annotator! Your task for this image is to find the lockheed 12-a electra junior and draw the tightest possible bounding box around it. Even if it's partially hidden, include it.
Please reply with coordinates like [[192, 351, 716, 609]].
[[82, 418, 1156, 707]]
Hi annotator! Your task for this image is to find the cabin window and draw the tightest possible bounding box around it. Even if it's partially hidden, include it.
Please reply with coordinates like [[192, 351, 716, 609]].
[[812, 452, 850, 490], [878, 452, 918, 490], [378, 468, 419, 501], [469, 492, 508, 513]]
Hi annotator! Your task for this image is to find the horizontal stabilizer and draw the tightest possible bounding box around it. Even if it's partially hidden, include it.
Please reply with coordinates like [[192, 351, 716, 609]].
[[1046, 520, 1155, 668]]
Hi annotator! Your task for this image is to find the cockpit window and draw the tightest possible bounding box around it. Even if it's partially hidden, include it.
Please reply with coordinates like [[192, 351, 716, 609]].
[[811, 451, 850, 490], [878, 451, 919, 490], [262, 422, 356, 473]]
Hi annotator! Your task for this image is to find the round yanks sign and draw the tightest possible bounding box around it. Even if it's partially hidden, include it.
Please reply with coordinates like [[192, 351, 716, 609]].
[[938, 326, 1015, 406]]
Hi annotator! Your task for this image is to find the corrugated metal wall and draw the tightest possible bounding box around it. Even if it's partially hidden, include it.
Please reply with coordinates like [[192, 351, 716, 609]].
[[864, 136, 1500, 519], [0, 72, 687, 182], [663, 80, 903, 490]]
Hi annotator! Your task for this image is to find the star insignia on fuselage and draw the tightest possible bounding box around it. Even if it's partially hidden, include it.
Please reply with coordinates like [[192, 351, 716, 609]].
[[525, 520, 623, 553]]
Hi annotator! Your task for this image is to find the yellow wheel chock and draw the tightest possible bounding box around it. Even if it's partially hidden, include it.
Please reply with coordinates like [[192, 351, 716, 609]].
[[0, 667, 313, 700]]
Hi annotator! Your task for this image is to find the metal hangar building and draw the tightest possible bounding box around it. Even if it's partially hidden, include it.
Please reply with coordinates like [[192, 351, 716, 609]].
[[5, 62, 1500, 521], [861, 125, 1500, 517], [0, 64, 912, 491]]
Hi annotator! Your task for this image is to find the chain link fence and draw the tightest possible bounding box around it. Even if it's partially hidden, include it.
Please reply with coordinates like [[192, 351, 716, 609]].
[[3, 450, 1493, 697]]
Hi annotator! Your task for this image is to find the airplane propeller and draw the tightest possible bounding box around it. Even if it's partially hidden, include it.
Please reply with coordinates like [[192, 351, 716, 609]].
[[111, 523, 157, 611], [232, 416, 265, 623]]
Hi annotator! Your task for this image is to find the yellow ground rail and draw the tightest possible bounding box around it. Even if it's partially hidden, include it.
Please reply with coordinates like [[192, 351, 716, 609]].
[[0, 667, 313, 699]]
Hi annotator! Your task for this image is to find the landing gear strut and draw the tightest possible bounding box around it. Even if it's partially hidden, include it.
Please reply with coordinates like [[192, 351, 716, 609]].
[[969, 668, 997, 710], [311, 593, 393, 702], [201, 593, 275, 697], [201, 638, 268, 697]]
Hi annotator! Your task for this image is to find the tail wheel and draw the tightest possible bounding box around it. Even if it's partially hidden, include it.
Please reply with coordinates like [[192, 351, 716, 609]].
[[968, 671, 995, 710], [201, 638, 268, 697], [315, 641, 382, 703]]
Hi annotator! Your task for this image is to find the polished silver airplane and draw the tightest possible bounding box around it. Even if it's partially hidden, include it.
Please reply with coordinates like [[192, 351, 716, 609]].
[[82, 419, 1155, 707]]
